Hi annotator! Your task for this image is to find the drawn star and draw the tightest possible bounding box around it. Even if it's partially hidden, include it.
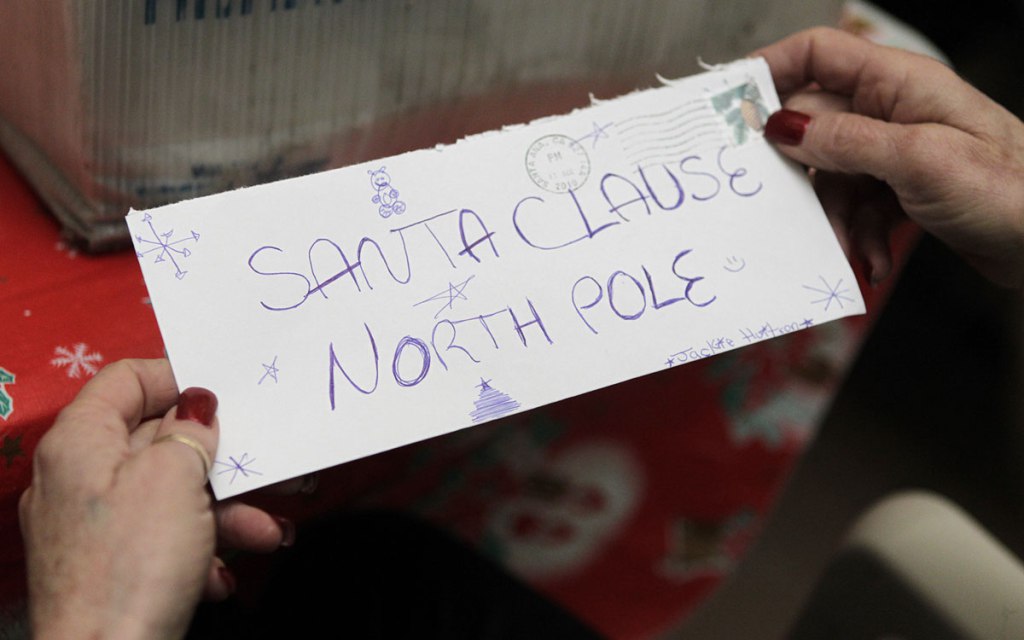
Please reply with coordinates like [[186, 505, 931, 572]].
[[575, 121, 613, 149], [0, 434, 24, 468], [801, 318, 814, 328], [803, 276, 854, 312], [414, 276, 474, 319], [259, 356, 279, 385], [215, 453, 263, 484], [476, 377, 492, 391], [665, 357, 675, 367]]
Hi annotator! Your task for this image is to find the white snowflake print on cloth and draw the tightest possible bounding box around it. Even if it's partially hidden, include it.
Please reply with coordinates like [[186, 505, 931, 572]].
[[51, 344, 104, 378]]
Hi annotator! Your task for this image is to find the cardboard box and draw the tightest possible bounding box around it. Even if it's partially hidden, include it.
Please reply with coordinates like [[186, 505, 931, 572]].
[[0, 0, 841, 251]]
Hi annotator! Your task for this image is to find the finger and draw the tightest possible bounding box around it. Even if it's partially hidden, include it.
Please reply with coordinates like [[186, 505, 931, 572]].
[[752, 27, 975, 127], [765, 107, 984, 212], [62, 359, 179, 432], [33, 360, 180, 487], [202, 557, 236, 602], [778, 87, 906, 283], [17, 487, 33, 539], [256, 473, 319, 497], [766, 107, 937, 184], [812, 171, 904, 284], [145, 387, 220, 486], [854, 206, 893, 286], [852, 185, 905, 285], [812, 170, 860, 258], [215, 501, 295, 552], [128, 418, 162, 454], [784, 88, 851, 115]]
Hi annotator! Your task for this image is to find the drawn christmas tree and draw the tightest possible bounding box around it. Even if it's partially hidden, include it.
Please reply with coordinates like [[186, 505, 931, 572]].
[[470, 378, 520, 423]]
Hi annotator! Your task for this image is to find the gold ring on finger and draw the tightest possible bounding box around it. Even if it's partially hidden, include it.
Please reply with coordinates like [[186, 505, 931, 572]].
[[152, 433, 212, 477]]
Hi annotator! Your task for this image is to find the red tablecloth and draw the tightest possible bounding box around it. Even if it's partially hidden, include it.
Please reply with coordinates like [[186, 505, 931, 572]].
[[0, 150, 913, 638]]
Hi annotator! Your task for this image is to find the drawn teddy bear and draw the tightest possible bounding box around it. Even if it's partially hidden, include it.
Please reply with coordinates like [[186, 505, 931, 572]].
[[368, 166, 406, 218]]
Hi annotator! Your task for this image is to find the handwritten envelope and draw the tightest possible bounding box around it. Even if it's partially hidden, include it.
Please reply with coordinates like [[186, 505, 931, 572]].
[[129, 59, 864, 499]]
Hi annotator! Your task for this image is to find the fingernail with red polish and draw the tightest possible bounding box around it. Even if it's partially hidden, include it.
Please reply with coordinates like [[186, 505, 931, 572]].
[[217, 565, 237, 595], [176, 387, 218, 427], [274, 516, 296, 548], [765, 109, 811, 146]]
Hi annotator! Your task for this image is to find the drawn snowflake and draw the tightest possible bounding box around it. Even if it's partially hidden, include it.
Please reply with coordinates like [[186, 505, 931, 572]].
[[51, 344, 103, 379], [803, 276, 854, 312], [134, 212, 200, 280], [215, 453, 262, 484]]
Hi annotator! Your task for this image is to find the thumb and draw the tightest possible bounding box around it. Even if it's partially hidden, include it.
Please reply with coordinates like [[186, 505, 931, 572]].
[[764, 108, 909, 184]]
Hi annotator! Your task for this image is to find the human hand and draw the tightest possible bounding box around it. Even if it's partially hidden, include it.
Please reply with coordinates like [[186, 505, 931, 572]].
[[19, 359, 296, 640], [754, 27, 1024, 289]]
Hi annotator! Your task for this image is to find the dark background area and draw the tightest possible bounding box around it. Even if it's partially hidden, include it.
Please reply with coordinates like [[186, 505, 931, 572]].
[[849, 0, 1024, 552], [878, 0, 1024, 115]]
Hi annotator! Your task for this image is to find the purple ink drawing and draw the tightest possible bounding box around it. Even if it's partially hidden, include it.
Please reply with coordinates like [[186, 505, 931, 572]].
[[215, 452, 262, 484], [413, 275, 475, 319], [803, 276, 854, 312], [470, 378, 520, 423], [368, 166, 407, 218], [259, 356, 280, 385], [575, 121, 613, 149], [134, 213, 200, 280]]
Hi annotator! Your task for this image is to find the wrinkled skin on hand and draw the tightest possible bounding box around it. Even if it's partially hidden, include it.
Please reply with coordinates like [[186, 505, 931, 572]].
[[20, 359, 298, 640], [755, 28, 1024, 289]]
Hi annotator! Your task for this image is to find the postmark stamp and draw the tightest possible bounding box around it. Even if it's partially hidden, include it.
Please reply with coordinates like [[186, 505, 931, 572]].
[[525, 134, 591, 193]]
